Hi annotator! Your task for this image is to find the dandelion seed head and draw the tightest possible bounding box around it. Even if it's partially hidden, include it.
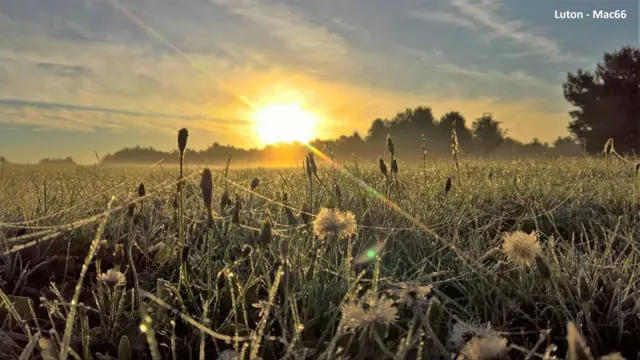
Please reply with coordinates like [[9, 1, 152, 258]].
[[388, 282, 433, 307], [459, 336, 509, 360], [340, 302, 369, 331], [98, 268, 126, 286], [448, 320, 498, 352], [502, 231, 542, 267], [313, 208, 357, 239], [362, 291, 398, 325]]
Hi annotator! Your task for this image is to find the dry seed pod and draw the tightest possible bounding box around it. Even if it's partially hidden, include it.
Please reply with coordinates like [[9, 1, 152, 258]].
[[127, 203, 135, 218], [305, 155, 312, 178], [535, 255, 551, 281], [391, 159, 398, 174], [578, 269, 591, 304], [308, 152, 317, 176], [445, 177, 452, 194], [137, 182, 146, 198], [279, 238, 289, 260], [232, 195, 241, 224], [250, 177, 260, 190], [221, 189, 230, 213], [258, 220, 272, 248], [177, 128, 189, 154], [114, 243, 125, 269], [241, 245, 253, 258], [300, 204, 311, 224], [387, 134, 395, 156], [118, 335, 132, 360], [379, 157, 388, 178], [200, 168, 213, 213]]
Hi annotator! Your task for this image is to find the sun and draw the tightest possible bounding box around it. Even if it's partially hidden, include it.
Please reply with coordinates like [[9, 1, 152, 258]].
[[253, 102, 318, 145]]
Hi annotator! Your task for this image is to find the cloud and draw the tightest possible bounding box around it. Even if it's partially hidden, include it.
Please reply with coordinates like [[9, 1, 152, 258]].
[[210, 0, 359, 74], [446, 0, 583, 63], [408, 10, 477, 29], [398, 48, 561, 97]]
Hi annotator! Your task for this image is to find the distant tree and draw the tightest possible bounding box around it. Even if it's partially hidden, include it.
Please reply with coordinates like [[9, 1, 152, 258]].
[[563, 46, 640, 154], [367, 118, 387, 141], [39, 157, 75, 165], [438, 111, 473, 148], [472, 113, 506, 155], [0, 156, 8, 164], [553, 136, 583, 156]]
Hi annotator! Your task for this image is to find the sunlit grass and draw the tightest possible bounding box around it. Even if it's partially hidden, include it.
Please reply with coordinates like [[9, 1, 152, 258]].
[[0, 152, 638, 359]]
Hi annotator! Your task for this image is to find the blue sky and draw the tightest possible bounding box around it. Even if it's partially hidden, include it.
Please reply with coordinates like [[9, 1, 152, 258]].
[[0, 0, 638, 163]]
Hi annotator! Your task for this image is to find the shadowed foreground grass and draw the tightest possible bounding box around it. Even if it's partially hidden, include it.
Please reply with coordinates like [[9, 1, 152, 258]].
[[0, 154, 638, 360]]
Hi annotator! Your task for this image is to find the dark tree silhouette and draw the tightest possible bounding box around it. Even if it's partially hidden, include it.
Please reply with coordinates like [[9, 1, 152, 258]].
[[438, 111, 473, 149], [472, 113, 505, 155], [563, 46, 640, 154], [0, 156, 8, 164]]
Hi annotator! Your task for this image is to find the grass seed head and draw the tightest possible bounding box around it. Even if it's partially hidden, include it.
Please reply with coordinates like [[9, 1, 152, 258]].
[[334, 183, 342, 202], [300, 204, 312, 225], [387, 134, 395, 156], [578, 269, 591, 304], [445, 177, 452, 193], [502, 231, 542, 267], [279, 238, 289, 260], [242, 245, 253, 258], [216, 270, 226, 289], [220, 189, 231, 213], [535, 255, 551, 281], [137, 182, 146, 198], [232, 194, 241, 224], [96, 240, 109, 262], [391, 159, 398, 174], [113, 243, 125, 268], [307, 152, 318, 176], [181, 244, 191, 265], [379, 157, 388, 179], [127, 203, 135, 218], [250, 177, 260, 190], [177, 128, 189, 154], [200, 168, 213, 213], [258, 220, 272, 248]]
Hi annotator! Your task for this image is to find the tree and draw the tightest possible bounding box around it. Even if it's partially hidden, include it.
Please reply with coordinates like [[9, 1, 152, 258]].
[[553, 136, 583, 156], [472, 113, 505, 155], [563, 46, 640, 154], [439, 111, 473, 148], [367, 118, 387, 141]]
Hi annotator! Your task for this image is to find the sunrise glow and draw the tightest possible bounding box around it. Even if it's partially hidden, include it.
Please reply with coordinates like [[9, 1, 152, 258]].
[[253, 102, 319, 145]]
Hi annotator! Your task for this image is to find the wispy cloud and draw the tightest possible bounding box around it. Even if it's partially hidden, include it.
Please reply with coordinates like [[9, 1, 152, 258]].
[[446, 0, 582, 63], [210, 0, 358, 74], [399, 48, 560, 96], [408, 10, 477, 29]]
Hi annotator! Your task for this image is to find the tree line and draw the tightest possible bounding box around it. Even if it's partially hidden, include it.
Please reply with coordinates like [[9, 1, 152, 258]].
[[99, 45, 639, 165], [1, 45, 637, 166]]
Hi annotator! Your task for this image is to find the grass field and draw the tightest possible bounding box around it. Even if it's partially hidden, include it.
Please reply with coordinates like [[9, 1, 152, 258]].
[[0, 151, 639, 359]]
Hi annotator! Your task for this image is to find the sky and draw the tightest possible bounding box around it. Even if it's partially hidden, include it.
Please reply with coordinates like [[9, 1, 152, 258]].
[[0, 0, 638, 164]]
